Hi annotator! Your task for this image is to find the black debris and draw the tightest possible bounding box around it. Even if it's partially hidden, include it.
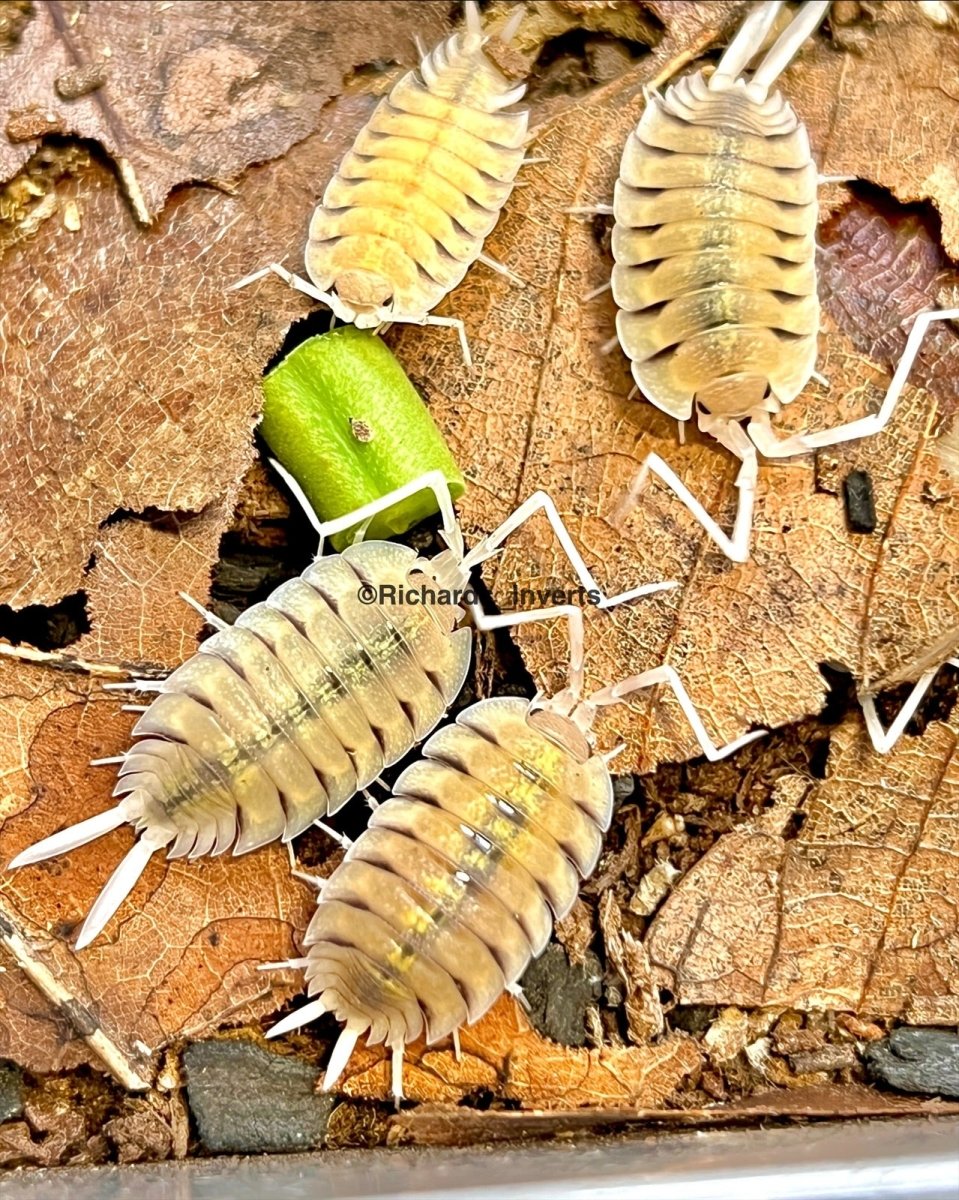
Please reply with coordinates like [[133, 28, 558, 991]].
[[184, 1040, 335, 1154], [520, 944, 603, 1047], [865, 1027, 959, 1098], [843, 469, 877, 534], [0, 1061, 23, 1123]]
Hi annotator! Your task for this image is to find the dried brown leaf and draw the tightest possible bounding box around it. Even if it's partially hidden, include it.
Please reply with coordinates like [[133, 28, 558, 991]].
[[504, 1030, 701, 1109], [645, 717, 959, 1022], [73, 506, 231, 669], [0, 943, 91, 1074], [554, 895, 594, 966], [800, 2, 959, 258], [598, 890, 664, 1041], [338, 996, 529, 1104], [1, 2, 449, 221], [0, 83, 380, 613], [337, 993, 696, 1110], [814, 205, 959, 691]]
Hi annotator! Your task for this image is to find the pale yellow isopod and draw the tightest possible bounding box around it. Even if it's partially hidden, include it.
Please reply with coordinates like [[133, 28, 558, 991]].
[[605, 0, 959, 751], [267, 659, 765, 1100], [237, 1, 532, 363]]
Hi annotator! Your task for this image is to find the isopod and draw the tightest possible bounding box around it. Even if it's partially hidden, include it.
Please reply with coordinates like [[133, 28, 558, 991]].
[[9, 468, 697, 948], [236, 1, 532, 363], [266, 651, 763, 1101], [601, 0, 959, 751]]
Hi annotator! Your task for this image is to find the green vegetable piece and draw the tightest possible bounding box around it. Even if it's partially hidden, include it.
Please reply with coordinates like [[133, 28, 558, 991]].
[[260, 328, 465, 550]]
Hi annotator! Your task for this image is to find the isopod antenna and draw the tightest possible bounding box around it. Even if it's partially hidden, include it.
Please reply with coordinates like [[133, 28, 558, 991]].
[[711, 2, 831, 101]]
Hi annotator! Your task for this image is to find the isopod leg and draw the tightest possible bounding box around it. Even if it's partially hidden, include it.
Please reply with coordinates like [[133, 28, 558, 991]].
[[286, 842, 327, 890], [860, 658, 959, 755], [590, 665, 767, 762], [611, 440, 758, 564], [462, 490, 678, 607], [178, 591, 230, 632], [506, 980, 530, 1011], [583, 279, 612, 301], [464, 0, 481, 38], [791, 309, 959, 450], [476, 250, 525, 288], [314, 819, 353, 851], [407, 313, 472, 368], [469, 601, 585, 701], [102, 679, 164, 693], [349, 516, 375, 544], [270, 462, 462, 559], [745, 413, 813, 460], [228, 261, 338, 311]]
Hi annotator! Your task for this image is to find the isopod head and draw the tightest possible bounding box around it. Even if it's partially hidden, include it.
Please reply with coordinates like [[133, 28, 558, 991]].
[[330, 269, 396, 320]]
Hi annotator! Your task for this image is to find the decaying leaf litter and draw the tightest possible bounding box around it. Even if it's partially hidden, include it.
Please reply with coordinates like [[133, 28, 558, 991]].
[[0, 0, 957, 1166]]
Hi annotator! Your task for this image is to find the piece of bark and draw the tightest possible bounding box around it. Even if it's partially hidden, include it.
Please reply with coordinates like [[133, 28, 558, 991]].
[[389, 1083, 959, 1147]]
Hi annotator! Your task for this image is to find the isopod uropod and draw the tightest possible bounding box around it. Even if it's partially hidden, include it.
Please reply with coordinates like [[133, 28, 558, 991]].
[[606, 0, 959, 750], [10, 468, 709, 947], [267, 661, 727, 1102], [239, 1, 531, 363]]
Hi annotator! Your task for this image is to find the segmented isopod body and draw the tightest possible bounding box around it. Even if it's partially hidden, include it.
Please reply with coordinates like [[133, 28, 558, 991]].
[[608, 2, 842, 566], [118, 542, 471, 856], [613, 6, 820, 421], [269, 693, 615, 1097], [302, 1, 528, 336], [9, 538, 469, 946], [608, 0, 959, 752]]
